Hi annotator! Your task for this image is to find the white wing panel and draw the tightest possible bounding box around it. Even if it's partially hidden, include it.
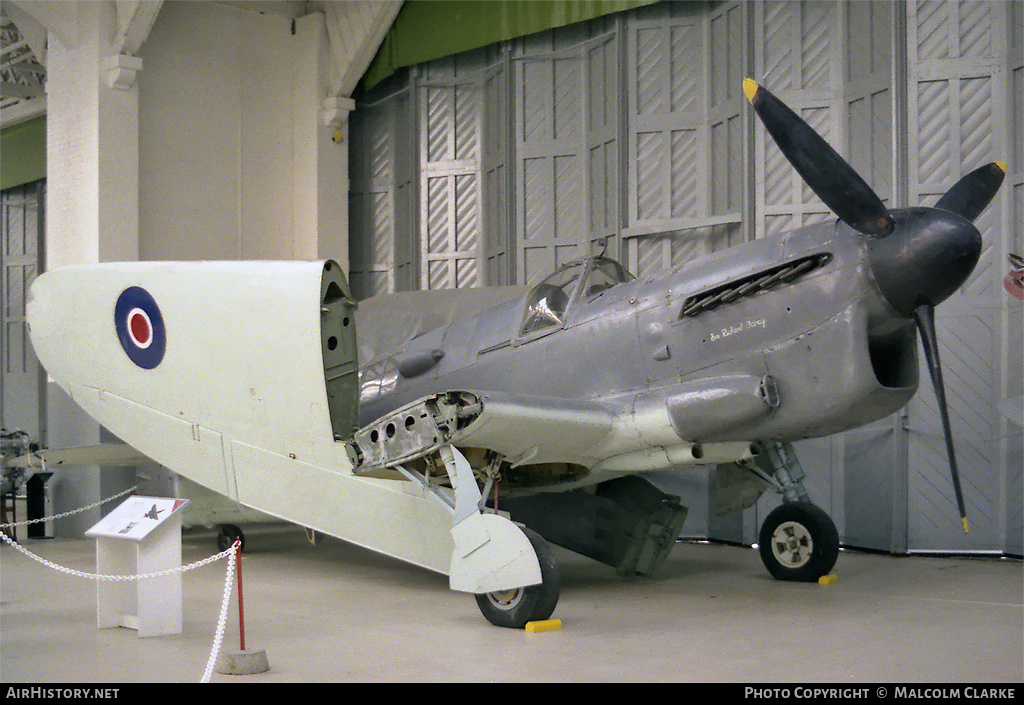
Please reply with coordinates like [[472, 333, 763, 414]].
[[452, 392, 615, 467], [29, 260, 460, 575], [230, 439, 454, 575], [67, 383, 232, 498]]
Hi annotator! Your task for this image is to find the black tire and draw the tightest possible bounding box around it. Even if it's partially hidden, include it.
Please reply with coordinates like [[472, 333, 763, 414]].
[[217, 524, 245, 553], [758, 502, 838, 582], [475, 527, 560, 629]]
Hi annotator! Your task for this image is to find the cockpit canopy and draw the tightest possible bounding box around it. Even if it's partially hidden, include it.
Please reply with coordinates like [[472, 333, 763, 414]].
[[519, 256, 634, 338]]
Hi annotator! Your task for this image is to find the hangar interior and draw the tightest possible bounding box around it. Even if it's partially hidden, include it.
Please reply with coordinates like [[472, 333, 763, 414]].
[[5, 0, 1018, 554], [0, 0, 1021, 601], [0, 0, 1021, 683]]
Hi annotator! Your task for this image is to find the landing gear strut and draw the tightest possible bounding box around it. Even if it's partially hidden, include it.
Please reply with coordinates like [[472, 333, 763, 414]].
[[749, 442, 839, 581], [425, 445, 560, 628]]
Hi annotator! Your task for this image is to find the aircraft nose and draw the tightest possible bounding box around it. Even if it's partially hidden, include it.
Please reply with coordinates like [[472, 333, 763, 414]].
[[866, 207, 982, 318]]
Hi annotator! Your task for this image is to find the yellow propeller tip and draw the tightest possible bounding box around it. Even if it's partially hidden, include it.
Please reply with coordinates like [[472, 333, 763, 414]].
[[962, 517, 969, 534], [743, 78, 759, 103], [995, 160, 1007, 173]]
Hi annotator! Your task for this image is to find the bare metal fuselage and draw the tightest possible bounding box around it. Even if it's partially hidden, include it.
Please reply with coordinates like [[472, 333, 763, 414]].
[[355, 218, 919, 489]]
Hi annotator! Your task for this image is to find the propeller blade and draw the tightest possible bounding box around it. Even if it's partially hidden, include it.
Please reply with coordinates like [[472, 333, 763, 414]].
[[743, 78, 894, 238], [933, 161, 1007, 222], [912, 304, 969, 534]]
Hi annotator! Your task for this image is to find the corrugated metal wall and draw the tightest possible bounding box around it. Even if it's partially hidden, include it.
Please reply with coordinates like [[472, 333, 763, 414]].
[[348, 0, 1023, 554], [0, 180, 45, 443], [903, 0, 1022, 553], [626, 3, 744, 277]]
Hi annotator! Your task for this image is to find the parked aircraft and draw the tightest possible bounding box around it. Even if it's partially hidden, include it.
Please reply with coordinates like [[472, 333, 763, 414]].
[[24, 80, 1004, 628], [5, 442, 279, 549]]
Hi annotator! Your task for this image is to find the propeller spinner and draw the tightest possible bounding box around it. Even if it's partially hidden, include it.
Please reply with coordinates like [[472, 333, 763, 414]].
[[743, 78, 1006, 534]]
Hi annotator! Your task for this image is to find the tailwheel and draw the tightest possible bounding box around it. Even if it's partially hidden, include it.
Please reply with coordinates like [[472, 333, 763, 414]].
[[475, 528, 560, 629], [758, 502, 838, 582], [217, 523, 245, 552]]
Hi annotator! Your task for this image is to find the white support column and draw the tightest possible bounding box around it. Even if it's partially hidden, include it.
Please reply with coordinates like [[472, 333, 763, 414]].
[[46, 1, 140, 268], [97, 52, 141, 264], [292, 12, 351, 270], [44, 1, 142, 535]]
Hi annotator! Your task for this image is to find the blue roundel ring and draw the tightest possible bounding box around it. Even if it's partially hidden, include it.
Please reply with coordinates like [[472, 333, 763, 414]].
[[114, 287, 166, 369]]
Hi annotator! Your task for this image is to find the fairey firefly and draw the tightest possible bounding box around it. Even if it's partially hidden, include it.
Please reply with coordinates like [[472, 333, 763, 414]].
[[25, 80, 1005, 628]]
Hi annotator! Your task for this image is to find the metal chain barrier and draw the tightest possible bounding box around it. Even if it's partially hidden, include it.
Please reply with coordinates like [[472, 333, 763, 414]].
[[0, 528, 235, 580], [0, 488, 240, 682], [202, 544, 238, 683], [1, 483, 138, 531]]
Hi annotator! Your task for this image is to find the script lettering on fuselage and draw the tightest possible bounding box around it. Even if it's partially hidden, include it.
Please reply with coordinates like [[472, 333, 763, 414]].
[[709, 317, 767, 342]]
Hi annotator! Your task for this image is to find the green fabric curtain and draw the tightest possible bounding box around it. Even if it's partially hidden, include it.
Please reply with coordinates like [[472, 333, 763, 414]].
[[1, 116, 46, 191], [363, 0, 661, 90]]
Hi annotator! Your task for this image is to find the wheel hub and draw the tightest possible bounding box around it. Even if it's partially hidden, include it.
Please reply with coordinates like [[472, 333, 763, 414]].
[[486, 587, 524, 610], [771, 520, 813, 568]]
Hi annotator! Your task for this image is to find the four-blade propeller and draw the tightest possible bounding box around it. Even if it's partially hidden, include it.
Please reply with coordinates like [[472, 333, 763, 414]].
[[934, 161, 1008, 223], [743, 78, 1006, 534], [742, 78, 895, 238]]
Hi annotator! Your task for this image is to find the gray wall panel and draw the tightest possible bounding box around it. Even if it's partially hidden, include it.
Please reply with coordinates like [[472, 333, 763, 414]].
[[349, 95, 413, 298], [906, 0, 1021, 552], [625, 2, 741, 280], [1, 181, 45, 442], [1006, 0, 1023, 557], [840, 0, 900, 551], [908, 314, 1000, 550], [844, 425, 901, 552], [418, 52, 486, 291], [513, 36, 592, 283]]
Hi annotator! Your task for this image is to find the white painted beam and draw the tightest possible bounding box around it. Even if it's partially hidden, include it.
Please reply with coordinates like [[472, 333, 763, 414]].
[[323, 0, 403, 97], [7, 0, 81, 53], [112, 0, 162, 56]]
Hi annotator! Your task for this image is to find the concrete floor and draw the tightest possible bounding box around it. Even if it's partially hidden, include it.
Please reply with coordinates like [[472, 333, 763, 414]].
[[1, 524, 1021, 683]]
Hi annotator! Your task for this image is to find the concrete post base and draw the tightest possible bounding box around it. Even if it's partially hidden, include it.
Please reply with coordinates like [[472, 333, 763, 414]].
[[215, 648, 270, 675]]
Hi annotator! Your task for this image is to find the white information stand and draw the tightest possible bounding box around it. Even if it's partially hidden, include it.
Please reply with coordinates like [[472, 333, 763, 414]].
[[86, 496, 188, 637]]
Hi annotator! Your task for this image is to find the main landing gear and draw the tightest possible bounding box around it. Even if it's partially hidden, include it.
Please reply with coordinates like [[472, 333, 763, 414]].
[[413, 444, 561, 629], [758, 501, 839, 581], [475, 528, 560, 629], [749, 442, 840, 582]]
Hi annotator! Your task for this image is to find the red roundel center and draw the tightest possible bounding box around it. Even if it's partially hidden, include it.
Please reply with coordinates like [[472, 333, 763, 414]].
[[128, 308, 152, 348]]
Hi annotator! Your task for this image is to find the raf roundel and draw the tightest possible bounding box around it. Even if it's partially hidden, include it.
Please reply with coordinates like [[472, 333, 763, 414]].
[[114, 287, 166, 369]]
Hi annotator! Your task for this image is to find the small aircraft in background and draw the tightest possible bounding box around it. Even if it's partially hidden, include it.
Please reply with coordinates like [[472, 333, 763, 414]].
[[24, 79, 1005, 628], [999, 254, 1023, 426], [1006, 253, 1023, 302], [4, 441, 278, 549]]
